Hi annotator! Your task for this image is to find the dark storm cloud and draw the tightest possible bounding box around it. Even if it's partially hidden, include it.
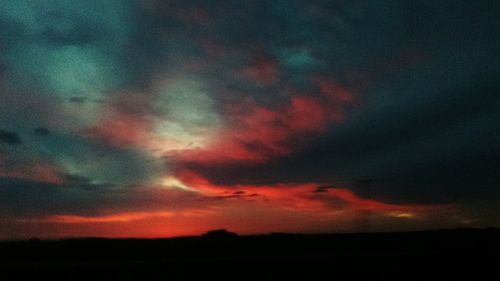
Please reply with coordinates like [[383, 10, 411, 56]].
[[0, 177, 97, 218], [179, 72, 500, 204], [174, 0, 500, 206], [0, 130, 22, 145]]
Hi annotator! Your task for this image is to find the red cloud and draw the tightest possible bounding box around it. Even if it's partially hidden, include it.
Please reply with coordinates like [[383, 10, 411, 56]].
[[287, 96, 328, 132], [87, 111, 149, 148], [0, 160, 64, 184], [318, 79, 354, 104], [170, 80, 354, 164], [83, 92, 152, 148], [172, 168, 446, 218], [243, 56, 279, 85]]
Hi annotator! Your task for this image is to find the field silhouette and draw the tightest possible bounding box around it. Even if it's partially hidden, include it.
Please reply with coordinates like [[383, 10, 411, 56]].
[[1, 228, 499, 280]]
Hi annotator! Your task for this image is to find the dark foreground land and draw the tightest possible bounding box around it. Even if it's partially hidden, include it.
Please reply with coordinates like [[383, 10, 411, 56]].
[[1, 228, 499, 280]]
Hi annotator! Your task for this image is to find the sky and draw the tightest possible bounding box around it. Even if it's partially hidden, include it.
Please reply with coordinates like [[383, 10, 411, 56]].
[[0, 0, 499, 239]]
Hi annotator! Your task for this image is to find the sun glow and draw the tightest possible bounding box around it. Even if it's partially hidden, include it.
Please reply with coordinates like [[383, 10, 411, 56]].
[[161, 176, 194, 191]]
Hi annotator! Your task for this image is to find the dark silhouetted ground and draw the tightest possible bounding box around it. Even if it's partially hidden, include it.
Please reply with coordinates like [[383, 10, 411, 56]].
[[1, 228, 499, 280]]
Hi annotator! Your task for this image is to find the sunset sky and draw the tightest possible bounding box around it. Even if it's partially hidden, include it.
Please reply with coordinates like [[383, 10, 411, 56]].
[[0, 0, 499, 239]]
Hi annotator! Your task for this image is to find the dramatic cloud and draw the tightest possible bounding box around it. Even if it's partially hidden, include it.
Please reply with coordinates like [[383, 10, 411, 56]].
[[0, 0, 499, 239]]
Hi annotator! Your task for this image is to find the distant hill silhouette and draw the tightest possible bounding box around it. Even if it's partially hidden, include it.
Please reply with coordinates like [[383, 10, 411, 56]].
[[201, 229, 238, 238]]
